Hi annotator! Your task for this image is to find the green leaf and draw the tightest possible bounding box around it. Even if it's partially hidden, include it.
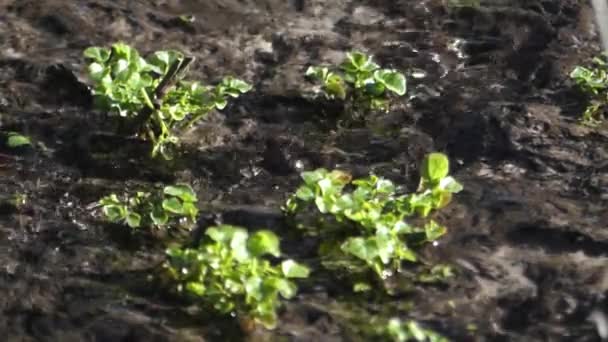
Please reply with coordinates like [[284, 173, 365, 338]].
[[185, 282, 206, 296], [341, 237, 379, 262], [294, 186, 314, 202], [374, 69, 407, 96], [342, 51, 379, 73], [222, 77, 252, 94], [6, 133, 32, 148], [325, 77, 347, 99], [421, 153, 450, 183], [353, 282, 372, 292], [305, 66, 328, 81], [126, 212, 142, 228], [150, 205, 169, 226], [364, 81, 386, 96], [248, 230, 281, 257], [406, 321, 428, 341], [301, 168, 328, 185], [244, 276, 263, 300], [274, 278, 297, 299], [424, 220, 446, 241], [162, 197, 184, 214], [230, 228, 250, 262], [439, 176, 463, 193], [205, 225, 248, 243], [84, 47, 110, 62], [281, 260, 310, 278], [164, 184, 197, 202], [102, 204, 126, 222]]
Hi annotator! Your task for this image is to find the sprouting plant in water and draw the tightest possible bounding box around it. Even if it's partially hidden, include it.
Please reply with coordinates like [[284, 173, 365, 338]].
[[570, 53, 608, 126], [84, 42, 251, 159], [98, 184, 198, 229], [283, 152, 462, 292], [306, 51, 406, 119], [165, 225, 310, 329]]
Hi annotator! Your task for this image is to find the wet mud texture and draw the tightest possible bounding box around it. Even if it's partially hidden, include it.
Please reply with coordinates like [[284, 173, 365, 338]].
[[1, 0, 608, 341]]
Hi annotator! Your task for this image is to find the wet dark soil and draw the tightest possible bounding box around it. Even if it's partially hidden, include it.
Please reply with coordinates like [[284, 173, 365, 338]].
[[1, 0, 608, 341]]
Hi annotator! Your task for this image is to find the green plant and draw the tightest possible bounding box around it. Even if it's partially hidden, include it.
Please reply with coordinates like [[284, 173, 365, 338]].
[[283, 153, 462, 291], [381, 318, 448, 342], [306, 51, 406, 117], [5, 132, 32, 148], [165, 225, 310, 329], [84, 42, 251, 158], [98, 184, 198, 229], [570, 53, 608, 126]]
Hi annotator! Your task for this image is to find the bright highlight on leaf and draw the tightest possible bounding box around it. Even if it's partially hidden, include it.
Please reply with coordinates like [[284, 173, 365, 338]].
[[6, 132, 32, 148]]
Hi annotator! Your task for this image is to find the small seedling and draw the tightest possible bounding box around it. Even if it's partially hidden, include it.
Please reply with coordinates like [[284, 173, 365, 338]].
[[165, 225, 310, 329], [283, 153, 462, 291], [84, 42, 251, 159], [306, 51, 406, 118], [98, 184, 198, 229], [5, 132, 32, 148], [570, 53, 608, 126]]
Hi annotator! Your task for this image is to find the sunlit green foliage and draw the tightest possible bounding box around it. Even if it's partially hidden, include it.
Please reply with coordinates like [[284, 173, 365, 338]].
[[5, 132, 32, 148], [99, 184, 198, 229], [84, 42, 251, 158], [306, 51, 406, 116], [284, 153, 462, 291], [165, 225, 310, 329], [570, 53, 608, 126]]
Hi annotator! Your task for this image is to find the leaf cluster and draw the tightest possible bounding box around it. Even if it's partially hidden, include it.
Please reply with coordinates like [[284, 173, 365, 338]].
[[99, 184, 198, 229], [84, 42, 251, 158], [283, 153, 462, 290], [570, 54, 608, 126], [306, 51, 406, 115], [381, 318, 448, 342], [165, 225, 310, 329]]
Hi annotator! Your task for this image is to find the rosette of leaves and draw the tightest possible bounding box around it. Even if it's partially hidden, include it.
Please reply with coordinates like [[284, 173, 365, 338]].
[[305, 51, 406, 116], [98, 184, 198, 229], [570, 53, 608, 126], [84, 42, 252, 158], [283, 153, 462, 291], [165, 225, 310, 329]]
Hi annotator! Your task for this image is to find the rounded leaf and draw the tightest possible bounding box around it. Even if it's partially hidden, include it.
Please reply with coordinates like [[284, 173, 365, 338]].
[[281, 260, 310, 278], [205, 225, 248, 244], [421, 153, 450, 183], [248, 230, 280, 257], [150, 206, 169, 226], [126, 212, 142, 228], [84, 47, 110, 62], [374, 69, 407, 96], [164, 184, 197, 202], [7, 133, 31, 148], [162, 197, 184, 214], [103, 204, 126, 222]]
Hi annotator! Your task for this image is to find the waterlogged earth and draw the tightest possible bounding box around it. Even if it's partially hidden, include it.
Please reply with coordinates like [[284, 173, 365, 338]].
[[1, 0, 607, 341]]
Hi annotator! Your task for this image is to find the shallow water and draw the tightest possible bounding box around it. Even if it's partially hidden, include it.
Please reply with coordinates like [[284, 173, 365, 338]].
[[0, 0, 607, 341]]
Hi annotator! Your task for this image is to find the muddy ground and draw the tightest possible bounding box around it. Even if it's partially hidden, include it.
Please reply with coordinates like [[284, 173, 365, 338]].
[[0, 0, 607, 341]]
